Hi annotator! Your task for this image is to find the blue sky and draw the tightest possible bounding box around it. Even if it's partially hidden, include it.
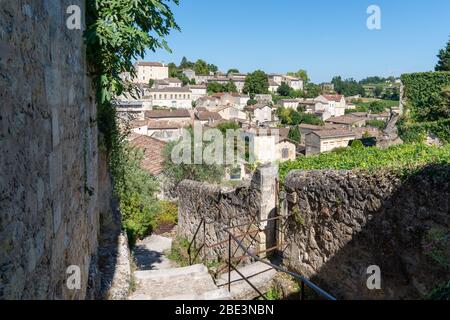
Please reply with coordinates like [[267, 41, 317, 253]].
[[145, 0, 450, 83]]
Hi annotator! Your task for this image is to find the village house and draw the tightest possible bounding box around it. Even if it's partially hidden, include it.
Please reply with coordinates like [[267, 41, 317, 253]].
[[182, 68, 196, 81], [147, 87, 193, 109], [195, 110, 223, 126], [187, 84, 207, 102], [255, 94, 273, 104], [269, 74, 284, 85], [241, 128, 296, 164], [282, 75, 304, 91], [245, 103, 272, 125], [268, 80, 280, 93], [133, 61, 169, 83], [196, 92, 243, 110], [314, 94, 347, 119], [305, 130, 356, 155], [216, 105, 247, 121]]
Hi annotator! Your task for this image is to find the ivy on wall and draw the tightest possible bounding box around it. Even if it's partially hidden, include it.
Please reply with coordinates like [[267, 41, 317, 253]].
[[400, 72, 450, 122]]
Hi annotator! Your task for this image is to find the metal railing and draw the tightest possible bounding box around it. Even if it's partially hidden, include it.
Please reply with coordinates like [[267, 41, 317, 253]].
[[187, 214, 336, 300]]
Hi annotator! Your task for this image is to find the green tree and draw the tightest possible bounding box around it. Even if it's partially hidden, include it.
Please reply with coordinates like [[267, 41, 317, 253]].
[[435, 37, 450, 71], [225, 80, 238, 93], [148, 79, 155, 88], [288, 126, 301, 143], [207, 82, 224, 93], [304, 83, 321, 98], [194, 59, 210, 75], [179, 56, 194, 69], [288, 69, 309, 83], [227, 68, 240, 74], [208, 63, 218, 73], [277, 82, 291, 96], [243, 70, 269, 95], [373, 86, 383, 97]]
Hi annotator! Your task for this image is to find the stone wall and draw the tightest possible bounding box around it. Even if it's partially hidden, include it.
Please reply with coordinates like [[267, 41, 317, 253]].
[[177, 165, 278, 261], [0, 1, 113, 299], [283, 166, 449, 299]]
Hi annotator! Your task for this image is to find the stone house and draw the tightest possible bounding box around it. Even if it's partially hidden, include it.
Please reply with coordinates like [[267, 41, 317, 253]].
[[129, 134, 167, 177], [241, 128, 292, 164], [187, 84, 207, 102], [315, 94, 347, 119], [133, 61, 168, 83], [305, 130, 356, 155], [148, 87, 193, 109], [144, 109, 192, 123], [182, 68, 196, 81], [245, 103, 272, 125], [268, 79, 280, 93], [217, 105, 247, 121], [280, 99, 301, 109], [195, 111, 223, 126], [282, 75, 304, 91]]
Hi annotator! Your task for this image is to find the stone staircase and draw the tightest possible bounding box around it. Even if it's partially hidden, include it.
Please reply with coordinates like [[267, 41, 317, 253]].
[[216, 261, 277, 300], [128, 235, 277, 300]]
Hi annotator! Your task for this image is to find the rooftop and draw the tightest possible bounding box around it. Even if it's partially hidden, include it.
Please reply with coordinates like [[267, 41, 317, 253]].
[[135, 61, 164, 67], [145, 109, 191, 119], [129, 135, 167, 176], [309, 129, 356, 139]]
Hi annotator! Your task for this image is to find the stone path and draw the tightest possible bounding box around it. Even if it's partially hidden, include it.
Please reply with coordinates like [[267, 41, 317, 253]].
[[129, 234, 277, 300]]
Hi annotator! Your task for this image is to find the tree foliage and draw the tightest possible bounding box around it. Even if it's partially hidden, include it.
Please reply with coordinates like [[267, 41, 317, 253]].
[[288, 126, 301, 143], [243, 70, 269, 95], [84, 0, 180, 245], [287, 69, 309, 82], [277, 107, 323, 126], [207, 81, 237, 93], [435, 37, 450, 72], [331, 76, 365, 97]]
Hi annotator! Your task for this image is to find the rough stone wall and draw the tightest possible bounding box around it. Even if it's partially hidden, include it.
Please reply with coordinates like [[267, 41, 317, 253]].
[[283, 166, 449, 299], [177, 179, 261, 261], [0, 1, 111, 299]]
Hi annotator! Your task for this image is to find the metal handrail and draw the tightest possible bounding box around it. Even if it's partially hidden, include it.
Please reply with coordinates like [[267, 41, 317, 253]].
[[187, 218, 204, 265], [224, 228, 337, 301]]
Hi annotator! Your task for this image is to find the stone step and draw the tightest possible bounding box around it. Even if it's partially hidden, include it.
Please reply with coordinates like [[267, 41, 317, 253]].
[[216, 262, 277, 300], [134, 263, 208, 281], [130, 264, 220, 300], [133, 235, 173, 270], [131, 288, 232, 300]]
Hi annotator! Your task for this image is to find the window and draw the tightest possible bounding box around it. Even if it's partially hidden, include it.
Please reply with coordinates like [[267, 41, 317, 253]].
[[282, 148, 289, 159]]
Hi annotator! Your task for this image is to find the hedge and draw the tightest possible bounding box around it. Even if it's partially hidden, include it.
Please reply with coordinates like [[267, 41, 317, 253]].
[[398, 118, 450, 144], [400, 72, 450, 122]]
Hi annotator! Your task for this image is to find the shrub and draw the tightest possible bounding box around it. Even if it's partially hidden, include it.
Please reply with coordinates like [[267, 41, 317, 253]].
[[350, 140, 364, 149]]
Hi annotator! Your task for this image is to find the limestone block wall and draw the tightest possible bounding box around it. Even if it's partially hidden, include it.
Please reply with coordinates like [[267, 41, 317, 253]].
[[0, 1, 111, 299], [283, 166, 449, 299]]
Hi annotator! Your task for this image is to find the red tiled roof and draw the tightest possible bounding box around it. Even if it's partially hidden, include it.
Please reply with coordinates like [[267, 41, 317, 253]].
[[322, 94, 343, 102], [196, 111, 223, 121], [145, 109, 191, 119], [129, 135, 167, 176]]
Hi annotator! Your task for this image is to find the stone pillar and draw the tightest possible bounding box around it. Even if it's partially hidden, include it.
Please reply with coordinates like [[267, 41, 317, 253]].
[[251, 164, 278, 257]]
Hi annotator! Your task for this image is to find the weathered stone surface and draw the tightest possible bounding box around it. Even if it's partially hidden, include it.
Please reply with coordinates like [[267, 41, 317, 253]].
[[283, 166, 449, 299], [0, 1, 114, 299]]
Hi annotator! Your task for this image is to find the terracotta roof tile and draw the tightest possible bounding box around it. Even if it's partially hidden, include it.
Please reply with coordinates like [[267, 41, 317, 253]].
[[129, 135, 167, 176]]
